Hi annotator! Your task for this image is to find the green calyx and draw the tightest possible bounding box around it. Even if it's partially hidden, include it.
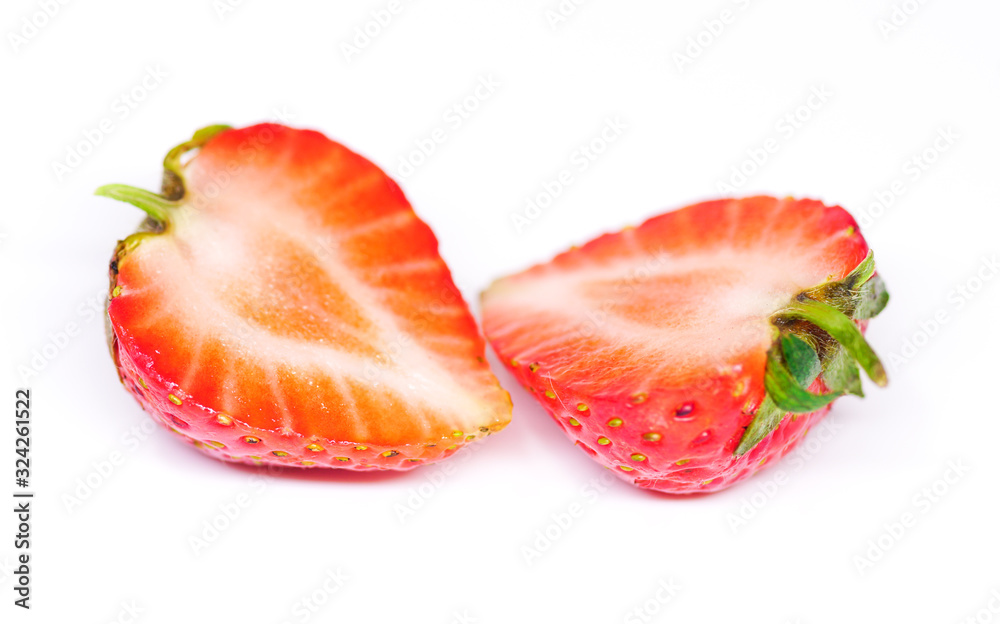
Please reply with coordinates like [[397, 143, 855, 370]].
[[735, 251, 889, 456], [94, 124, 231, 229], [162, 124, 231, 199]]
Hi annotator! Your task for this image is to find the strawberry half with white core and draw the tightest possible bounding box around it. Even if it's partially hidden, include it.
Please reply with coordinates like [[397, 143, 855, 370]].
[[97, 124, 511, 470], [481, 197, 888, 494]]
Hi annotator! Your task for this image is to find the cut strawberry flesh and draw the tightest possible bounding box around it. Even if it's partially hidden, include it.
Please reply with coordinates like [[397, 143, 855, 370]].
[[485, 198, 866, 391], [482, 197, 869, 492], [108, 125, 510, 466]]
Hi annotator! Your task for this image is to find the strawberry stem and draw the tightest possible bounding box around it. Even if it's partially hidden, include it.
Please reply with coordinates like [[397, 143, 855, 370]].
[[95, 184, 178, 226], [779, 297, 888, 387]]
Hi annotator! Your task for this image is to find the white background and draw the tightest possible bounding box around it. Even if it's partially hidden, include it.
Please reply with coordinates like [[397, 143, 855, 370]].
[[2, 0, 999, 622]]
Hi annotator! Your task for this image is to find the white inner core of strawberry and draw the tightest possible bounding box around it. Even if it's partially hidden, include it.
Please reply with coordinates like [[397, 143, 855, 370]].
[[485, 246, 839, 384], [123, 190, 489, 438]]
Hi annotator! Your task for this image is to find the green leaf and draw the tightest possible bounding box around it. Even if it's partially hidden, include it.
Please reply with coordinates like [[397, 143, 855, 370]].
[[735, 395, 784, 457], [842, 250, 876, 290], [735, 251, 890, 457], [781, 333, 821, 386], [852, 274, 890, 320], [781, 297, 888, 387], [823, 345, 864, 397], [764, 343, 843, 413], [736, 336, 838, 456]]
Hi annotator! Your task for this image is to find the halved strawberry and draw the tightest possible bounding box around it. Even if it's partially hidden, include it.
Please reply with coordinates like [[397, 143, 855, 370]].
[[481, 197, 888, 494], [98, 124, 511, 470]]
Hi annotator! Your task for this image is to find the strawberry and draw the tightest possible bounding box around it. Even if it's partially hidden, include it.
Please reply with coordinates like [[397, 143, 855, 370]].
[[481, 197, 888, 494], [97, 124, 511, 470]]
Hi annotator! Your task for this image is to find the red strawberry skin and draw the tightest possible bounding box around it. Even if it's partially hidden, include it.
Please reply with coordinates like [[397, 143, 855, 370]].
[[103, 124, 511, 471], [482, 197, 874, 493]]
